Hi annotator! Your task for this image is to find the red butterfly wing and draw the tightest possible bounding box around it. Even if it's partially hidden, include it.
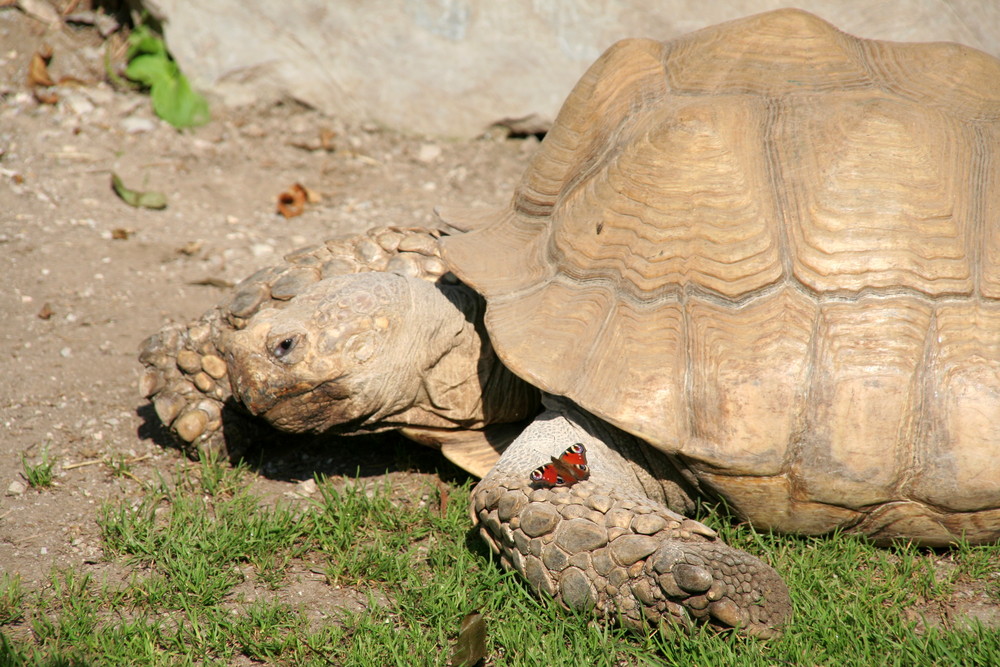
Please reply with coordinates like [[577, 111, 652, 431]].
[[529, 443, 590, 487], [558, 443, 588, 468], [529, 461, 564, 486]]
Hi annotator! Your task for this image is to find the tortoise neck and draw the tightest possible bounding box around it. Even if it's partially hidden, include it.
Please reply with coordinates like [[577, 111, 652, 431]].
[[393, 282, 539, 430], [366, 281, 539, 430]]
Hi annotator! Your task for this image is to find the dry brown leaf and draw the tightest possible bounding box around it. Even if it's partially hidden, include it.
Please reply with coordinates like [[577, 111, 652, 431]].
[[28, 45, 58, 104], [450, 612, 486, 667], [277, 183, 308, 218], [28, 47, 55, 87], [111, 228, 131, 240], [36, 303, 54, 320]]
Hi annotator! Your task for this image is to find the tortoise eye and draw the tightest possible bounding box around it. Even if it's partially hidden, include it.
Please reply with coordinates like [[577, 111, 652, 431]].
[[273, 337, 296, 358]]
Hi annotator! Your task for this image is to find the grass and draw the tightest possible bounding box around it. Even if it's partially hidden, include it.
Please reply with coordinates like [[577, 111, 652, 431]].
[[0, 574, 25, 626], [20, 445, 56, 488], [0, 451, 997, 666]]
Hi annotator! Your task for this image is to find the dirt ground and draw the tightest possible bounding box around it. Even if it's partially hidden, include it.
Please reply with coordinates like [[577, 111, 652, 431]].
[[0, 7, 531, 598]]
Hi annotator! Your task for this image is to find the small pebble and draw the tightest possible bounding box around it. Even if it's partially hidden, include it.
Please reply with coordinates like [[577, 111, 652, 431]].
[[295, 479, 318, 496], [60, 347, 72, 358], [417, 143, 441, 163], [61, 93, 95, 116], [81, 85, 114, 106], [7, 480, 26, 495], [251, 243, 274, 257], [121, 116, 156, 134]]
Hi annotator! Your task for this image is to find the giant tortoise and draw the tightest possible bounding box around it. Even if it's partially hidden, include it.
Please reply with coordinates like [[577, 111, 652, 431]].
[[139, 9, 1000, 636]]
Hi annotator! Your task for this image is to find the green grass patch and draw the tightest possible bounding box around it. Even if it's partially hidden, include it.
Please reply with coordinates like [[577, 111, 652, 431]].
[[20, 445, 56, 488], [0, 573, 25, 626], [1, 453, 997, 665], [103, 453, 132, 479]]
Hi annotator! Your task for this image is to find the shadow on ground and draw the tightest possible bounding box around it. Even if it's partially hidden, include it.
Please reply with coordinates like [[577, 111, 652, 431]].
[[135, 402, 473, 486]]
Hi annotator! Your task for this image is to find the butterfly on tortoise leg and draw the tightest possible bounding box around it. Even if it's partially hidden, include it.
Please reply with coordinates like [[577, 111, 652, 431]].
[[529, 443, 590, 488]]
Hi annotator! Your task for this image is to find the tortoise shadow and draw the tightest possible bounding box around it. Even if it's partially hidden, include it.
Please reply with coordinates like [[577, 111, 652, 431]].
[[135, 400, 473, 486]]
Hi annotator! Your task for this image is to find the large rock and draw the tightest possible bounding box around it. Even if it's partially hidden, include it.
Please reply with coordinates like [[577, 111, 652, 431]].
[[144, 0, 1000, 137]]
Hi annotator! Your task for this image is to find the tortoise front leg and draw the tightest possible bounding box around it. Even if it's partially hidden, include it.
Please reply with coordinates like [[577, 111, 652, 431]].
[[471, 399, 792, 636]]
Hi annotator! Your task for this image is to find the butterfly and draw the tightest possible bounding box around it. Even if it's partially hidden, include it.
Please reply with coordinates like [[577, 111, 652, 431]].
[[529, 443, 590, 487]]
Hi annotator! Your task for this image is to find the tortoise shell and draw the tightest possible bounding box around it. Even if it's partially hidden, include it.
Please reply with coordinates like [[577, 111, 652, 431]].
[[442, 9, 1000, 544]]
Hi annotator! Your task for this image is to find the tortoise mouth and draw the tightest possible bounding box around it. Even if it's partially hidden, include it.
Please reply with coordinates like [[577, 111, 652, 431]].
[[238, 382, 339, 433], [232, 364, 363, 434], [225, 348, 316, 416], [260, 398, 327, 432]]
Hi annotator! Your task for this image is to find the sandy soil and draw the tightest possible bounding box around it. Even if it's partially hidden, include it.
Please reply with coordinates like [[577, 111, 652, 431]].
[[0, 7, 530, 595]]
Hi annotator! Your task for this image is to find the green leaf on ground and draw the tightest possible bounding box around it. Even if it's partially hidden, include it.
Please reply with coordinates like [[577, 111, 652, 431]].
[[112, 173, 167, 209], [125, 25, 210, 128]]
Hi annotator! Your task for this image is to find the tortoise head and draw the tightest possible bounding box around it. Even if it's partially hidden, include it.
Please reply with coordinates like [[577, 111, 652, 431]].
[[222, 272, 491, 434]]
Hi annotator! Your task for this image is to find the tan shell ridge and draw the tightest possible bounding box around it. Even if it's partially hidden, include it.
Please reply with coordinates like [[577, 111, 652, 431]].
[[441, 9, 1000, 541]]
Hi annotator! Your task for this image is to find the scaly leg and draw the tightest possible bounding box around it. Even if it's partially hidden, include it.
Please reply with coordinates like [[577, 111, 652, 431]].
[[471, 398, 792, 636]]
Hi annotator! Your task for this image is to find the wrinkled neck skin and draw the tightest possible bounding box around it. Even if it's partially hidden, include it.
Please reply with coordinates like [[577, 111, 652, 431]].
[[490, 394, 697, 514], [378, 279, 538, 432]]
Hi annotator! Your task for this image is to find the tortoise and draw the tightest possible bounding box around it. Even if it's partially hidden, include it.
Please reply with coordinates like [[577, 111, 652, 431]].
[[139, 9, 1000, 636]]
